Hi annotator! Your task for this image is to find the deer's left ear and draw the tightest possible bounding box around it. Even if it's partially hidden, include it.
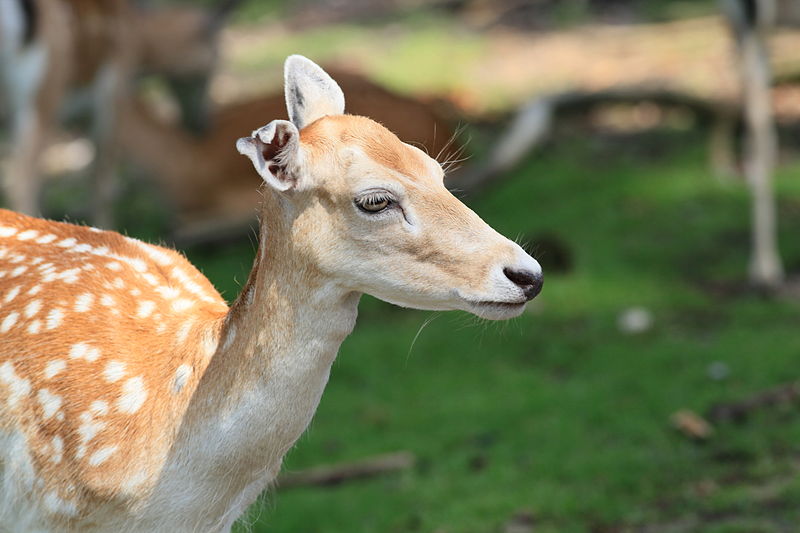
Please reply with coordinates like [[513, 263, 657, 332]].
[[236, 120, 302, 192], [284, 55, 345, 129]]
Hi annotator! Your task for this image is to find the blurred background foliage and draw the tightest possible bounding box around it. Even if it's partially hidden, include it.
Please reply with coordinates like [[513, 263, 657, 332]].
[[4, 0, 800, 531]]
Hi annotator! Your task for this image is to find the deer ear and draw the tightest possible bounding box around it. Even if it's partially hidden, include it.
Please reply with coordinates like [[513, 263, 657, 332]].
[[284, 55, 345, 129], [236, 120, 301, 192]]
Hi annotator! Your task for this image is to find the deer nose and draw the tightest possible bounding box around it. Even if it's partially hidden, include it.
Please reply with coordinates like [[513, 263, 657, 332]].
[[503, 267, 543, 301]]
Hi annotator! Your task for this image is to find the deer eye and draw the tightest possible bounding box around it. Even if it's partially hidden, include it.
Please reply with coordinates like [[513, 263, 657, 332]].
[[355, 192, 394, 214]]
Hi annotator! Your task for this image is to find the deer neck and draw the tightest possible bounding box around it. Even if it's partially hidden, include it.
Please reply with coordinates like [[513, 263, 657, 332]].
[[169, 191, 359, 492]]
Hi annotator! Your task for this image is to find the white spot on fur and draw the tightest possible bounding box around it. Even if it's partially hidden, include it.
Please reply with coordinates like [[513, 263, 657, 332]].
[[135, 241, 173, 266], [128, 258, 147, 272], [89, 445, 118, 466], [69, 342, 101, 362], [24, 299, 41, 318], [1, 312, 19, 333], [27, 319, 41, 334], [171, 267, 216, 303], [121, 468, 149, 493], [106, 261, 122, 271], [37, 389, 62, 420], [117, 377, 147, 414], [74, 293, 94, 312], [0, 361, 31, 407], [137, 300, 156, 319], [176, 321, 193, 343], [104, 361, 126, 383], [172, 298, 194, 312], [173, 364, 191, 393], [43, 490, 77, 516], [0, 227, 18, 237], [46, 308, 64, 330], [90, 400, 109, 415], [142, 273, 159, 286], [76, 411, 106, 459], [57, 238, 77, 248], [44, 360, 66, 379], [16, 229, 38, 240], [10, 265, 26, 277], [4, 286, 20, 303], [27, 284, 42, 295], [58, 267, 80, 283], [100, 295, 115, 307], [155, 285, 180, 299], [51, 436, 64, 463], [35, 234, 57, 244]]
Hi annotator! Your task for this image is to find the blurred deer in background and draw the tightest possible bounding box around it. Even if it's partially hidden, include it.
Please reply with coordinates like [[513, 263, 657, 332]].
[[119, 69, 464, 243], [0, 0, 240, 228], [0, 55, 542, 532]]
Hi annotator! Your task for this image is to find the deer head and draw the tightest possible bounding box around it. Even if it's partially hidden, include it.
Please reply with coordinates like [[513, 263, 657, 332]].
[[237, 56, 542, 320]]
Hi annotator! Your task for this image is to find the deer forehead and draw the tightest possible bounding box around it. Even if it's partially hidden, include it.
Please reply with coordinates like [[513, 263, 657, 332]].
[[300, 115, 442, 185]]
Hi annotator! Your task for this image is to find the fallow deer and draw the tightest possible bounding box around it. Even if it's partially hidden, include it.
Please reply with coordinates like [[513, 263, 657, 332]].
[[0, 55, 542, 532], [0, 0, 239, 227]]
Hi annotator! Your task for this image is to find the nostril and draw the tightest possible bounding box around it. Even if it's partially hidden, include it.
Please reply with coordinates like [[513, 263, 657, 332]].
[[503, 267, 543, 300], [503, 267, 535, 287]]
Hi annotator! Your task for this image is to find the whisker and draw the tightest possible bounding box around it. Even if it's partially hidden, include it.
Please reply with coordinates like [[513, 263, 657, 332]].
[[435, 123, 469, 164], [406, 313, 441, 365]]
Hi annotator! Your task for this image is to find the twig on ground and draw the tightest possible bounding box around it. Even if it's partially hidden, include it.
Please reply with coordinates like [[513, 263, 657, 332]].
[[277, 451, 416, 489], [708, 381, 800, 423]]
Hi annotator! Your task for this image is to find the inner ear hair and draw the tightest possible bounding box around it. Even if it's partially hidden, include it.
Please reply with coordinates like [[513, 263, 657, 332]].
[[236, 119, 300, 191]]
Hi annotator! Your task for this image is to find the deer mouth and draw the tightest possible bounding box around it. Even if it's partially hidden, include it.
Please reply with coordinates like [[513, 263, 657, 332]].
[[464, 299, 528, 320]]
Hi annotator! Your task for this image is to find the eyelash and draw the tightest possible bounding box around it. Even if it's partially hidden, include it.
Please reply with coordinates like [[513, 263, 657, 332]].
[[355, 192, 395, 214]]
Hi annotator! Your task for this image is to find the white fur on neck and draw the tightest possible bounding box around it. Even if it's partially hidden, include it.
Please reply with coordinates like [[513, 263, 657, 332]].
[[126, 282, 359, 532]]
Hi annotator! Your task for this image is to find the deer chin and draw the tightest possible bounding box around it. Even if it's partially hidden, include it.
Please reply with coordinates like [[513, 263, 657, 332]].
[[463, 299, 528, 320], [375, 291, 530, 319]]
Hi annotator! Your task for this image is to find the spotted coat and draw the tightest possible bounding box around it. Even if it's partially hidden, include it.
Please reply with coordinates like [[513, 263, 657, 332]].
[[0, 209, 227, 527]]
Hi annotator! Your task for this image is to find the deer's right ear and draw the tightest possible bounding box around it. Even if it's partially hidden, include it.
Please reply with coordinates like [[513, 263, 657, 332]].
[[236, 120, 301, 192]]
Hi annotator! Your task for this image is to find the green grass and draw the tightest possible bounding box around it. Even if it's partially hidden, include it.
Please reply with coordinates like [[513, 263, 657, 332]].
[[172, 130, 800, 533]]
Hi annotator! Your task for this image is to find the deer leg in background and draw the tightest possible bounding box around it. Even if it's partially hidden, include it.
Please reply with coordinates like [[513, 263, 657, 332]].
[[722, 0, 784, 289], [88, 63, 124, 229], [4, 46, 59, 216], [742, 25, 783, 289], [6, 102, 46, 215]]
